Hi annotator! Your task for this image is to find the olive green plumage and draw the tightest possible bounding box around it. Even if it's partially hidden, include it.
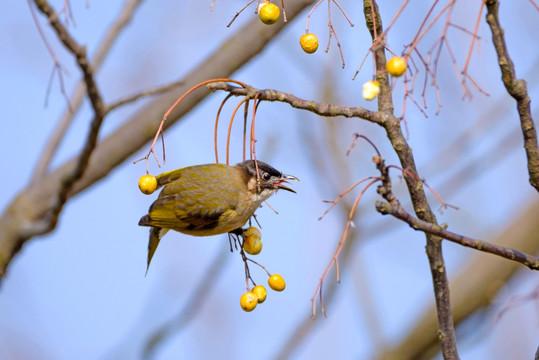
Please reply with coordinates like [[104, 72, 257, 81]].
[[139, 160, 298, 273]]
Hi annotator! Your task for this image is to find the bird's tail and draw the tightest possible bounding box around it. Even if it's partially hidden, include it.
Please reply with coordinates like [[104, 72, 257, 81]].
[[146, 227, 168, 275]]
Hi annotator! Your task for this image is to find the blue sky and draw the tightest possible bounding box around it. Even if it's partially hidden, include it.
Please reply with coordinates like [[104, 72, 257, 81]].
[[0, 1, 538, 359]]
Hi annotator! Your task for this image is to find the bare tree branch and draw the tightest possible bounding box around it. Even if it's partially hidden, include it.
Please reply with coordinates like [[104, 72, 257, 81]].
[[27, 0, 72, 111], [31, 0, 145, 184], [207, 82, 383, 124], [20, 0, 107, 239], [375, 195, 539, 270], [485, 0, 539, 191], [33, 0, 105, 117], [363, 1, 459, 358]]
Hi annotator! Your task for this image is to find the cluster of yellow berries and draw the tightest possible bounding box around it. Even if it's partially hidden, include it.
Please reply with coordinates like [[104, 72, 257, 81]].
[[258, 2, 319, 54], [258, 3, 406, 67], [240, 274, 286, 312], [239, 226, 286, 312], [362, 56, 407, 101]]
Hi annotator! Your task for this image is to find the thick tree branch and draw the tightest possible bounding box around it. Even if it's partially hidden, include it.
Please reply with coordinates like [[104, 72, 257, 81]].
[[364, 1, 460, 358], [207, 82, 383, 124], [485, 0, 539, 191]]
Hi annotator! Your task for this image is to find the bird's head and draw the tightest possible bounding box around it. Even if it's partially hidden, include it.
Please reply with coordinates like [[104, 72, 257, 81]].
[[238, 160, 298, 202]]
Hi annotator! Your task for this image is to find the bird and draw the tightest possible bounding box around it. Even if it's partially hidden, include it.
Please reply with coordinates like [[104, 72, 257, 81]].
[[139, 160, 298, 272]]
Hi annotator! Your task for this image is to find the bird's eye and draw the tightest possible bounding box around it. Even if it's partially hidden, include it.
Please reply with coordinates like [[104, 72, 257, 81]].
[[262, 172, 271, 181]]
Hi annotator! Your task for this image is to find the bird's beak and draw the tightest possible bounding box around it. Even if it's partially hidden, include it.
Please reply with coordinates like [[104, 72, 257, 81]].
[[277, 174, 299, 193]]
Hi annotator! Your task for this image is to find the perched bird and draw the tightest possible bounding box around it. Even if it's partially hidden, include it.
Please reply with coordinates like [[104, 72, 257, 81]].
[[139, 160, 298, 272]]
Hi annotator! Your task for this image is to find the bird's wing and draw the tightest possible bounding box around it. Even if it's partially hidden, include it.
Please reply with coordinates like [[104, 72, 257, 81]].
[[145, 193, 237, 233]]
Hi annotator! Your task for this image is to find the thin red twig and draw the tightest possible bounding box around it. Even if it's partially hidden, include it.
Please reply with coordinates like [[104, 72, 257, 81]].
[[134, 78, 246, 172], [214, 93, 234, 164], [226, 97, 250, 165], [461, 0, 485, 74], [312, 178, 380, 317]]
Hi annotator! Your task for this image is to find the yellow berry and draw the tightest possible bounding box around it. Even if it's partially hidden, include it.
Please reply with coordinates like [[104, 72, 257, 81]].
[[300, 33, 319, 54], [243, 227, 262, 255], [268, 274, 286, 291], [386, 56, 407, 77], [251, 285, 267, 303], [244, 236, 262, 255], [362, 80, 380, 101], [240, 292, 258, 312], [138, 174, 157, 195], [259, 3, 280, 25]]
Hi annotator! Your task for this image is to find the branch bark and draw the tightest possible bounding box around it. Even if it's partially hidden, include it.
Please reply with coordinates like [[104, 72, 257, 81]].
[[485, 0, 539, 191], [25, 0, 107, 239], [207, 82, 383, 124], [364, 1, 460, 358]]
